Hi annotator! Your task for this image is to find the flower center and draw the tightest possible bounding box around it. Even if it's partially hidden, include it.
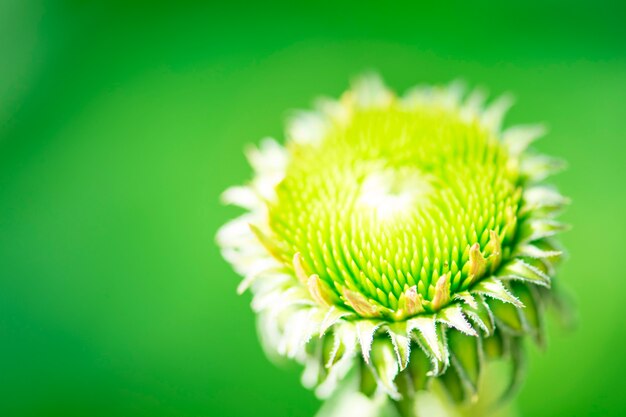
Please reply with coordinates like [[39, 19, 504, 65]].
[[357, 168, 432, 221], [266, 105, 521, 318]]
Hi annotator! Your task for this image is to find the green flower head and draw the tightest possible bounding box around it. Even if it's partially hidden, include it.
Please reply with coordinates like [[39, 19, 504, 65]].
[[217, 75, 568, 415]]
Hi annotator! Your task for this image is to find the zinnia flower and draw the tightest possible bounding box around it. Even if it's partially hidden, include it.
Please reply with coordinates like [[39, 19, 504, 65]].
[[217, 75, 568, 416]]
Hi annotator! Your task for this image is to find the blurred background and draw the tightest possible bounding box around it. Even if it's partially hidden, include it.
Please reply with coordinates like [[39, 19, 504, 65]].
[[1, 1, 625, 416]]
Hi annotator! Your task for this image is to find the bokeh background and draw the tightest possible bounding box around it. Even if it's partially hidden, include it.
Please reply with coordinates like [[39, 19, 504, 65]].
[[1, 1, 625, 416]]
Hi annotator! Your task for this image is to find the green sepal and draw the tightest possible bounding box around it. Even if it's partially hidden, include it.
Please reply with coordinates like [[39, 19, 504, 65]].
[[387, 322, 411, 371], [536, 278, 577, 330], [448, 329, 481, 394], [408, 316, 449, 375], [320, 306, 354, 336], [520, 186, 570, 218], [356, 320, 384, 364], [437, 304, 478, 336], [359, 360, 378, 397], [406, 344, 432, 392], [498, 336, 526, 404], [407, 316, 441, 361], [322, 331, 345, 368], [393, 372, 417, 416], [482, 329, 505, 361], [511, 281, 545, 346], [301, 341, 326, 389], [433, 322, 451, 375], [519, 154, 566, 182], [498, 258, 551, 287], [439, 361, 466, 404], [461, 295, 495, 336], [473, 277, 524, 308], [518, 218, 569, 243], [486, 297, 525, 334], [502, 124, 545, 156], [515, 242, 563, 261], [453, 291, 478, 309], [370, 337, 400, 399], [524, 238, 565, 276]]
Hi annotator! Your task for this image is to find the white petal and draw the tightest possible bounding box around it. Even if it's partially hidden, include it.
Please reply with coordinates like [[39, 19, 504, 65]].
[[520, 154, 567, 182], [279, 308, 318, 358], [286, 111, 328, 145], [320, 306, 354, 336], [236, 258, 284, 294], [460, 88, 487, 121], [245, 137, 288, 175], [315, 97, 351, 126], [221, 186, 260, 210], [351, 73, 393, 109], [481, 94, 514, 132], [503, 124, 546, 155]]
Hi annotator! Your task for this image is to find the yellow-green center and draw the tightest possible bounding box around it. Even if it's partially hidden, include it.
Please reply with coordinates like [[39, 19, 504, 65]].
[[267, 104, 521, 318]]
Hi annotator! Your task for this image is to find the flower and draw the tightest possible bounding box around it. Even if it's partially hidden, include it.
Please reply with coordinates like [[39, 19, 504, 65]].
[[217, 75, 568, 414]]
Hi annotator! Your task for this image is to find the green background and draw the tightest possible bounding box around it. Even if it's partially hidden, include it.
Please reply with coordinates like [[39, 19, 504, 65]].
[[1, 1, 625, 416]]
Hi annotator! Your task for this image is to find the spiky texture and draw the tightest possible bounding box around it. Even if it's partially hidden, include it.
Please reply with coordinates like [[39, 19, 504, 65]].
[[217, 75, 568, 414]]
